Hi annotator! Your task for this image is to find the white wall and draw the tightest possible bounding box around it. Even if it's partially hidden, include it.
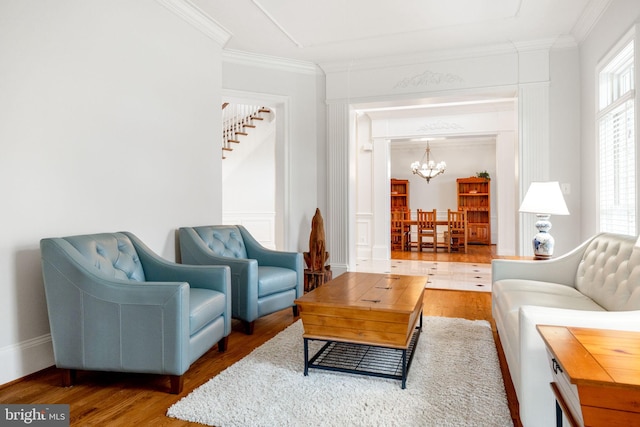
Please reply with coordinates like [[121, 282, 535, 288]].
[[547, 47, 583, 254], [0, 0, 224, 384], [579, 0, 640, 237]]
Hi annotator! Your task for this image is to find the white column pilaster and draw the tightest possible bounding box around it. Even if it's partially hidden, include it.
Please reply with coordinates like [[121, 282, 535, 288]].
[[519, 83, 550, 256], [326, 102, 350, 274], [372, 138, 391, 259]]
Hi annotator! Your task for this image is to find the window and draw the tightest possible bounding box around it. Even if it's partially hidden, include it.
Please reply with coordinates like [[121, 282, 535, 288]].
[[598, 39, 636, 235]]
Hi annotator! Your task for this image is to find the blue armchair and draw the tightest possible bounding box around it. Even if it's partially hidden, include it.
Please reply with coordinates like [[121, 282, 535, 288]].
[[178, 225, 303, 334], [40, 232, 231, 394]]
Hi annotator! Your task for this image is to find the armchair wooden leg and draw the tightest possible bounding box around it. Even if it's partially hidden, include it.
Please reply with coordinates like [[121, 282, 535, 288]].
[[292, 305, 299, 317], [61, 368, 76, 387], [242, 320, 255, 335], [218, 336, 229, 352], [170, 375, 183, 394]]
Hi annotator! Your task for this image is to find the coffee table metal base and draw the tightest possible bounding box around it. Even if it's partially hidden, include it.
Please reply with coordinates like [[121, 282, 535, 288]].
[[303, 316, 422, 389]]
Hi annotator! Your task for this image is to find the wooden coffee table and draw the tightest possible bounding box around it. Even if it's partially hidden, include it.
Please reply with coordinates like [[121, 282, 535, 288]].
[[294, 272, 426, 388]]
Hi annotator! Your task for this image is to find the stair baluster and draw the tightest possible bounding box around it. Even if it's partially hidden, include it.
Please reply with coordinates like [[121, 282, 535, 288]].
[[221, 103, 271, 159]]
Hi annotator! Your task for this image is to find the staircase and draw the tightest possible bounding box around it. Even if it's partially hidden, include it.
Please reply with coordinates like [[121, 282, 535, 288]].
[[221, 103, 271, 159]]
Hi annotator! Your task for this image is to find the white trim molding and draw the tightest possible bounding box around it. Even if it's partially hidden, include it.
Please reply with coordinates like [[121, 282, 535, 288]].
[[222, 49, 320, 75], [572, 0, 613, 42], [0, 334, 54, 386], [156, 0, 232, 46], [222, 211, 277, 249]]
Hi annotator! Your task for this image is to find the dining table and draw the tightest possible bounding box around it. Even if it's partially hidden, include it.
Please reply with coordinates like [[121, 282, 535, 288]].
[[402, 217, 450, 251]]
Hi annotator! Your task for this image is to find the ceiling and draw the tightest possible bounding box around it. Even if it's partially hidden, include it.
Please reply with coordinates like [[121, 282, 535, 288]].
[[192, 0, 609, 68], [195, 0, 609, 145]]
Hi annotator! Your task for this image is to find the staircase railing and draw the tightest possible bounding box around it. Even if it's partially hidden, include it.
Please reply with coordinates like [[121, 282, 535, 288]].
[[221, 103, 269, 159]]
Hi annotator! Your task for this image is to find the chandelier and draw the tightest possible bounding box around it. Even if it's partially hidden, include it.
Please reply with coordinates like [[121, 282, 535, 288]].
[[410, 142, 446, 183]]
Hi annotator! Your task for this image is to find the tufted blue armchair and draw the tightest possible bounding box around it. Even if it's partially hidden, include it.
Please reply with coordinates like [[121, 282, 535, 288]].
[[40, 232, 231, 394], [178, 225, 303, 334]]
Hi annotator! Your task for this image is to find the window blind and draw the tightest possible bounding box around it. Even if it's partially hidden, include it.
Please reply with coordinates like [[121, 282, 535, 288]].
[[598, 98, 635, 234], [597, 40, 636, 235]]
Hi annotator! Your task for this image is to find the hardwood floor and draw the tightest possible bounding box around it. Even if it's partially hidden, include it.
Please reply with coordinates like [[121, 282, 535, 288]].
[[0, 245, 521, 427]]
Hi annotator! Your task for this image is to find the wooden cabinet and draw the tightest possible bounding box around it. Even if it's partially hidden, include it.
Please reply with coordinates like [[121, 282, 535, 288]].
[[457, 177, 490, 245], [391, 179, 410, 212], [390, 179, 410, 250]]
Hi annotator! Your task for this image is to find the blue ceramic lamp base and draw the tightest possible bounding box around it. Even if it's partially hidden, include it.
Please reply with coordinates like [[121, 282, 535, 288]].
[[532, 214, 554, 259]]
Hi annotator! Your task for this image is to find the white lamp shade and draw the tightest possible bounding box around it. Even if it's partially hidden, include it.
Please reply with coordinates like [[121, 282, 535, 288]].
[[519, 182, 570, 215]]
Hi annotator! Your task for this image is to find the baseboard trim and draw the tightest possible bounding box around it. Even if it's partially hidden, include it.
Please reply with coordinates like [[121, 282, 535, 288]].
[[0, 334, 54, 386]]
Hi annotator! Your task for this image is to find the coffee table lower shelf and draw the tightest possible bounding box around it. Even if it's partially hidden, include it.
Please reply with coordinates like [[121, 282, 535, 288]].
[[303, 316, 422, 389]]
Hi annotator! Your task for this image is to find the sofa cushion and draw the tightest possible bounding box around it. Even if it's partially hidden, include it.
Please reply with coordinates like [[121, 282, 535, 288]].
[[64, 233, 146, 282], [576, 234, 640, 311], [194, 225, 248, 259], [189, 288, 226, 335], [493, 278, 608, 392], [493, 279, 606, 349], [257, 266, 298, 297], [493, 279, 606, 316]]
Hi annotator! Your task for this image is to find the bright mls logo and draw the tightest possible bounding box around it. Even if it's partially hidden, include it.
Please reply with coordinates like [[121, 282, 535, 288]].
[[1, 404, 69, 426]]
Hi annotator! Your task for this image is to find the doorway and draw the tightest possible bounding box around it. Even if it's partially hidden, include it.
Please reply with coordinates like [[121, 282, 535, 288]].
[[221, 90, 290, 250], [353, 95, 518, 261]]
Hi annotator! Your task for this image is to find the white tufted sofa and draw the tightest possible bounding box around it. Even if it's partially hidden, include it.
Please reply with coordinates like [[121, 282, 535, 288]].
[[492, 232, 640, 427]]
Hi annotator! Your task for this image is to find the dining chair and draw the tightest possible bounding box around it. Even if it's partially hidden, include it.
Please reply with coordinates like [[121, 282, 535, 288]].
[[448, 209, 468, 253], [417, 209, 437, 252], [390, 211, 407, 251], [400, 209, 414, 250]]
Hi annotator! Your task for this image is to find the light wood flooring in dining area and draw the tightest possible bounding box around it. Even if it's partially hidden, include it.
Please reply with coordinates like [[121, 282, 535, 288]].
[[0, 244, 522, 427]]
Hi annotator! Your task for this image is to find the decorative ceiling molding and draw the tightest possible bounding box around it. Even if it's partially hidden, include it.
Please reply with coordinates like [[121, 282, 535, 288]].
[[571, 0, 613, 42], [222, 49, 320, 75], [251, 0, 303, 48], [416, 120, 465, 133], [391, 137, 496, 150], [156, 0, 232, 46], [512, 38, 557, 52], [551, 35, 579, 50], [320, 42, 519, 74], [394, 70, 465, 90]]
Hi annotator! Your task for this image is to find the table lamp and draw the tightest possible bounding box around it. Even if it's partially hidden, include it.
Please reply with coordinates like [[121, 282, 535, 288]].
[[519, 181, 569, 259]]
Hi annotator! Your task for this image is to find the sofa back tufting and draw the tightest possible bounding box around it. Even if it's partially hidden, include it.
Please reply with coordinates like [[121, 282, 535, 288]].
[[64, 233, 146, 281], [193, 225, 248, 259], [575, 233, 640, 311]]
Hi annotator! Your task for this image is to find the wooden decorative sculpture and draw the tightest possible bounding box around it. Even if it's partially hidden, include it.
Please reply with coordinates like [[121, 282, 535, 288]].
[[303, 208, 332, 292]]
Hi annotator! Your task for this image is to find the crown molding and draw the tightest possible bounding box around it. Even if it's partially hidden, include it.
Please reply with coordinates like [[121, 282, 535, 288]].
[[222, 49, 321, 75], [572, 0, 612, 42], [319, 42, 520, 74], [512, 38, 558, 52], [156, 0, 231, 46], [391, 137, 497, 151], [551, 35, 579, 50], [320, 35, 575, 74]]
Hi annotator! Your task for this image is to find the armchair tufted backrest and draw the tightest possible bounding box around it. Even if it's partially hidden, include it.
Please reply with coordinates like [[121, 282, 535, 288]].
[[64, 233, 146, 281], [575, 233, 640, 311], [193, 225, 248, 259]]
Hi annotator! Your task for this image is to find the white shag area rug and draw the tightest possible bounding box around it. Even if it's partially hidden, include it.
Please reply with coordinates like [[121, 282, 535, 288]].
[[167, 317, 513, 427]]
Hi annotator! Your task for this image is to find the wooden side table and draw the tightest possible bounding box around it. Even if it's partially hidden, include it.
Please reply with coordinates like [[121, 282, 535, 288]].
[[537, 325, 640, 427]]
